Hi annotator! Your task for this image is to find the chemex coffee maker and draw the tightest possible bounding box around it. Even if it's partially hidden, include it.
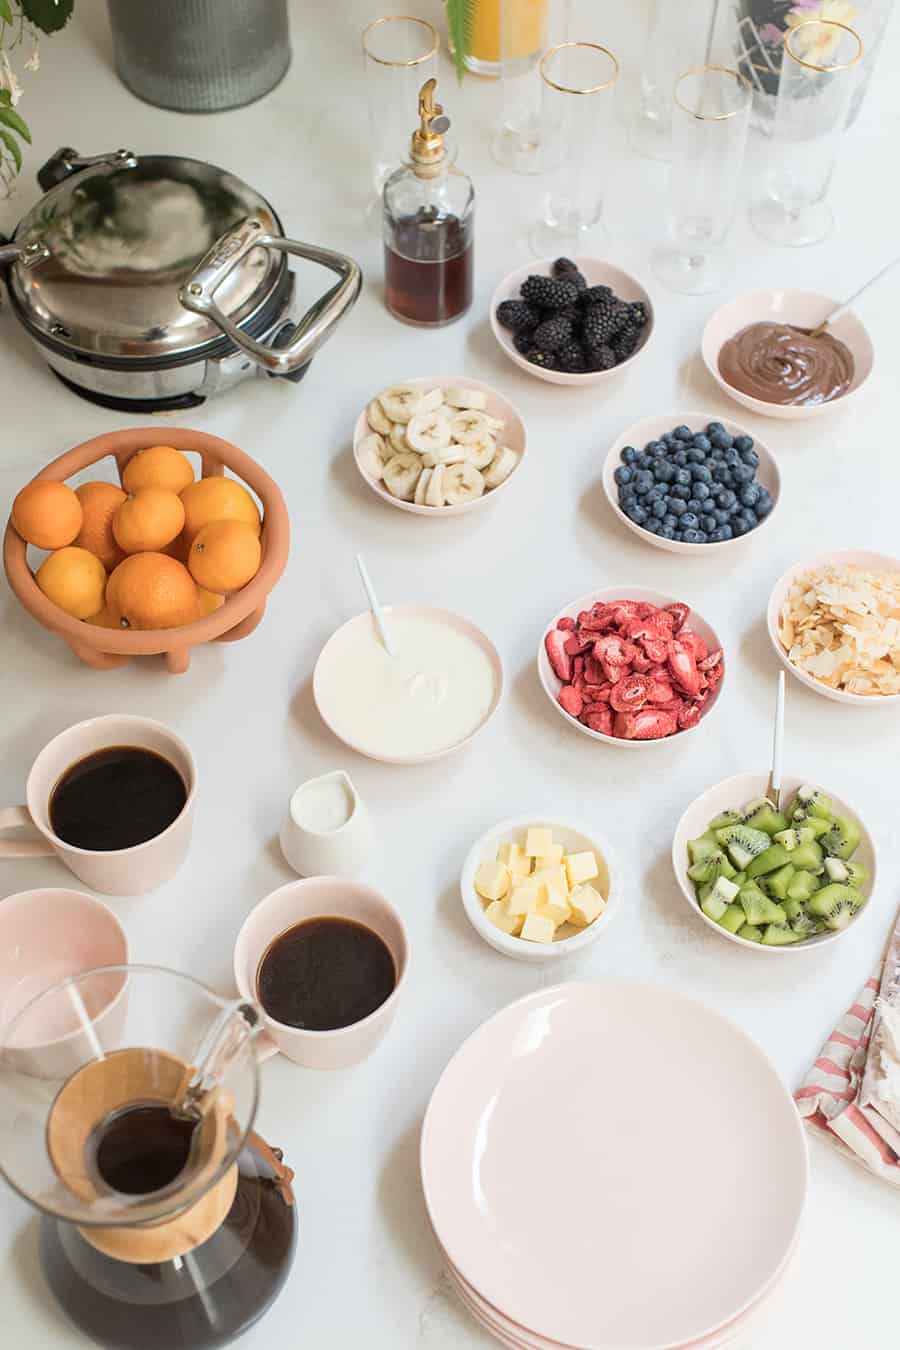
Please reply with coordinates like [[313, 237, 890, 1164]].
[[0, 966, 297, 1349]]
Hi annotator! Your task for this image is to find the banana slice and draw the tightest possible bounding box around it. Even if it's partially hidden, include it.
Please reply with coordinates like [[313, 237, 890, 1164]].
[[414, 467, 433, 506], [358, 432, 389, 481], [444, 386, 488, 411], [413, 387, 445, 415], [388, 422, 409, 454], [406, 409, 452, 454], [425, 463, 445, 508], [443, 463, 485, 505], [484, 414, 506, 435], [378, 385, 422, 424], [467, 433, 496, 471], [422, 442, 469, 468], [483, 446, 519, 490], [450, 410, 492, 444], [367, 399, 393, 435], [383, 452, 422, 501]]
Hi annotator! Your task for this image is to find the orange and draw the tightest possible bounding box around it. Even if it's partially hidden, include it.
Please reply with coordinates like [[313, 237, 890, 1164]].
[[36, 546, 107, 619], [106, 553, 200, 631], [112, 487, 185, 554], [12, 480, 83, 549], [73, 481, 127, 570], [188, 520, 262, 595], [180, 476, 261, 544], [196, 585, 225, 616], [85, 604, 122, 630], [122, 445, 194, 495]]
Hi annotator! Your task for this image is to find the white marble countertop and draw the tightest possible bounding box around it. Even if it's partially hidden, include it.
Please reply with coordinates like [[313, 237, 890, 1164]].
[[1, 2, 900, 1346]]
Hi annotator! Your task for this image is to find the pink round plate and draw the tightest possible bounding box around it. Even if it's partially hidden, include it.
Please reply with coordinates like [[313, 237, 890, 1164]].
[[421, 982, 807, 1350]]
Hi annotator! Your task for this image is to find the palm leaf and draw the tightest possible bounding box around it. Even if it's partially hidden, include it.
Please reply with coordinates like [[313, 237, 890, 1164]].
[[445, 0, 474, 83], [0, 105, 31, 142], [0, 127, 22, 171]]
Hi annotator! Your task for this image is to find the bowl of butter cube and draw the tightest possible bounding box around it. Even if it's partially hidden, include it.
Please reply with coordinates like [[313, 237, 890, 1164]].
[[460, 816, 623, 962]]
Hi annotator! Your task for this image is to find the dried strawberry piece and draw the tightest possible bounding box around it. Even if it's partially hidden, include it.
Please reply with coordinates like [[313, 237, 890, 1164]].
[[584, 682, 613, 704], [630, 650, 653, 674], [593, 634, 638, 666], [667, 642, 702, 698], [558, 685, 584, 718], [705, 660, 724, 690], [583, 655, 605, 685], [607, 601, 644, 629], [545, 629, 571, 683], [664, 602, 690, 634], [648, 677, 674, 705], [573, 655, 585, 678], [583, 708, 613, 736], [677, 630, 709, 664], [698, 648, 722, 672], [614, 708, 677, 740], [638, 635, 669, 665], [564, 633, 594, 657], [677, 703, 702, 730], [609, 673, 651, 712], [556, 616, 576, 632]]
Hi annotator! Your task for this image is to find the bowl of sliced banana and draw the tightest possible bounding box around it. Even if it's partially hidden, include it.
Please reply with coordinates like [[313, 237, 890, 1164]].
[[353, 376, 527, 516]]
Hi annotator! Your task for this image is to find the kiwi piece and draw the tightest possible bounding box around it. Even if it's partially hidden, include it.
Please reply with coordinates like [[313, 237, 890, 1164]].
[[821, 815, 862, 861], [800, 815, 830, 840], [824, 856, 849, 883], [797, 785, 833, 820], [766, 863, 796, 901], [743, 803, 789, 836], [782, 896, 806, 923], [746, 844, 792, 878], [688, 833, 720, 865], [708, 809, 743, 831], [786, 870, 818, 903], [791, 840, 824, 871], [718, 904, 745, 934], [701, 893, 728, 922], [797, 826, 816, 845], [715, 824, 772, 869], [687, 849, 737, 884], [762, 924, 803, 946], [737, 923, 763, 943], [844, 861, 869, 887], [774, 829, 801, 852], [790, 910, 824, 939], [739, 885, 786, 927], [731, 870, 748, 889], [806, 883, 865, 930]]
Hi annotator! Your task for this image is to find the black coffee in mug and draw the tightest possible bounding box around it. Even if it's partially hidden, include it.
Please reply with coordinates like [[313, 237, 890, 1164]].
[[49, 746, 187, 852], [256, 917, 396, 1031]]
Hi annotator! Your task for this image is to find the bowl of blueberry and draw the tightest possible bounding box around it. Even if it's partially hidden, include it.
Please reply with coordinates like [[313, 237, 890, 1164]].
[[490, 257, 653, 386], [601, 414, 780, 554]]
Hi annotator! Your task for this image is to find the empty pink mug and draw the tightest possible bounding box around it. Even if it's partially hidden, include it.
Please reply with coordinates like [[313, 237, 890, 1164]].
[[0, 714, 196, 896]]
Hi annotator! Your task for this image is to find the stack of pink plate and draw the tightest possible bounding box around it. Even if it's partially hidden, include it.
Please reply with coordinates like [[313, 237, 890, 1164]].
[[421, 983, 807, 1350]]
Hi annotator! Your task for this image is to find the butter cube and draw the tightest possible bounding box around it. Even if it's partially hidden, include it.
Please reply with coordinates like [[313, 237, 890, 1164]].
[[565, 851, 599, 888], [520, 912, 556, 944], [531, 864, 568, 899], [506, 882, 541, 917], [540, 882, 572, 928], [474, 860, 510, 902], [525, 827, 553, 858], [485, 900, 523, 936], [497, 842, 531, 879], [534, 842, 564, 870], [569, 884, 606, 927]]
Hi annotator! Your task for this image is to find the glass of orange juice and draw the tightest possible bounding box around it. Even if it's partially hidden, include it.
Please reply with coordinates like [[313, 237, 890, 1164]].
[[465, 0, 550, 75]]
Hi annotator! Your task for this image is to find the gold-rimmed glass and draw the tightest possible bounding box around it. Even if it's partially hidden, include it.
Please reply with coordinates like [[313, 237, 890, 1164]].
[[751, 19, 863, 247], [362, 16, 440, 194], [530, 41, 619, 255], [652, 65, 751, 295]]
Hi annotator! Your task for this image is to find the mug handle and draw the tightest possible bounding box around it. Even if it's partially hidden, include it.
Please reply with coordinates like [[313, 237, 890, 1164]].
[[0, 805, 53, 858], [255, 1026, 280, 1063]]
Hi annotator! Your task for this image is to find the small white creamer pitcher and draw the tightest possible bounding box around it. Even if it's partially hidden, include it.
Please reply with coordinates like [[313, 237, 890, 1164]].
[[279, 770, 373, 878]]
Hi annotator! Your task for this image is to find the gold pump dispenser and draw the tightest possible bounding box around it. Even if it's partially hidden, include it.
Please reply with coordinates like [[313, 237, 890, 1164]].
[[410, 78, 451, 179]]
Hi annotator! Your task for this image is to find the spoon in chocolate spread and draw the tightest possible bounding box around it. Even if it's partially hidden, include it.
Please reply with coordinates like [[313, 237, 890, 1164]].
[[804, 251, 900, 339]]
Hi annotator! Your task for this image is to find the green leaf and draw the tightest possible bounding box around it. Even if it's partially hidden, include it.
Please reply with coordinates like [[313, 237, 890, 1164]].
[[20, 0, 74, 35], [0, 89, 10, 106], [0, 0, 13, 25], [0, 105, 31, 142], [445, 0, 474, 83], [0, 127, 22, 172]]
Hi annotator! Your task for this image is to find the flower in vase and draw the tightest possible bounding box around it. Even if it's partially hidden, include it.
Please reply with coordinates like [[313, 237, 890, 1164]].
[[0, 51, 23, 105], [758, 22, 786, 45], [785, 0, 858, 64]]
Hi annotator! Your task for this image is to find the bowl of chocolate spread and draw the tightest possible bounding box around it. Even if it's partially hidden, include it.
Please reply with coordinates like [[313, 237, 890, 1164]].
[[702, 290, 874, 421]]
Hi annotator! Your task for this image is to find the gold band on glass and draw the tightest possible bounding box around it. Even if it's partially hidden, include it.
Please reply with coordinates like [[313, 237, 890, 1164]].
[[784, 19, 863, 73], [361, 15, 439, 68], [539, 42, 619, 96], [673, 66, 751, 121]]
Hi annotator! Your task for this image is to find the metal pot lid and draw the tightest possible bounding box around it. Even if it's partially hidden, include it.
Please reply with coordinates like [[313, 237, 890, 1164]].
[[8, 152, 285, 362]]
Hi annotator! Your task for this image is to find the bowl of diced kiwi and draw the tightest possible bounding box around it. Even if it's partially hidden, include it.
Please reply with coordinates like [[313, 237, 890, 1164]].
[[672, 772, 876, 951]]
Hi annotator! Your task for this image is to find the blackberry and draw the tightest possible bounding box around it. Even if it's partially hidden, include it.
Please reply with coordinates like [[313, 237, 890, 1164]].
[[532, 315, 573, 352], [580, 306, 618, 350], [628, 301, 649, 328], [513, 330, 533, 356], [580, 284, 613, 308], [587, 345, 616, 372], [606, 300, 632, 338], [496, 299, 539, 333], [520, 274, 578, 310], [552, 257, 588, 291], [612, 331, 639, 363], [524, 347, 557, 370], [557, 342, 586, 373]]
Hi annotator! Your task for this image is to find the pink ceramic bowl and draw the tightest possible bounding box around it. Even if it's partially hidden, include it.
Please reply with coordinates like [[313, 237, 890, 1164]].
[[672, 771, 876, 953], [537, 587, 725, 750], [601, 411, 781, 556], [767, 549, 900, 708], [701, 289, 874, 421], [490, 257, 654, 387]]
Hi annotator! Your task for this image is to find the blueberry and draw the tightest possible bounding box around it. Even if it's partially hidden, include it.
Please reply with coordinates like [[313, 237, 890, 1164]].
[[651, 497, 668, 519], [669, 481, 689, 501], [738, 510, 757, 532], [716, 489, 737, 510], [614, 466, 633, 486], [681, 512, 700, 530], [701, 513, 717, 532], [724, 448, 741, 467], [660, 433, 677, 446], [731, 463, 754, 485], [620, 492, 637, 510], [686, 498, 702, 514], [733, 435, 753, 454], [717, 471, 734, 488], [674, 468, 692, 487], [682, 528, 705, 543], [669, 498, 686, 517], [693, 482, 711, 502], [625, 504, 648, 525], [658, 524, 676, 540], [673, 450, 688, 467], [621, 446, 639, 465], [673, 424, 693, 441], [691, 465, 713, 485], [662, 513, 678, 528], [645, 440, 665, 457], [711, 433, 733, 451], [740, 447, 760, 468], [714, 508, 730, 525], [731, 516, 749, 537], [705, 421, 725, 436], [645, 519, 663, 535], [685, 448, 706, 464], [711, 524, 733, 541], [739, 484, 760, 508], [646, 484, 667, 502], [634, 471, 654, 495], [755, 489, 773, 518], [692, 434, 711, 452], [673, 531, 685, 542], [653, 461, 676, 483]]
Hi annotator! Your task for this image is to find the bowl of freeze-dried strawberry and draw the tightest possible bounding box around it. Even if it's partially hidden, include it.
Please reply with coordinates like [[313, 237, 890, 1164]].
[[538, 589, 725, 746]]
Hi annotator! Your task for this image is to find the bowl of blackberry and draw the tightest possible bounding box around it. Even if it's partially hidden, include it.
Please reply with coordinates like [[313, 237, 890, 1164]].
[[602, 413, 780, 555], [490, 257, 653, 386]]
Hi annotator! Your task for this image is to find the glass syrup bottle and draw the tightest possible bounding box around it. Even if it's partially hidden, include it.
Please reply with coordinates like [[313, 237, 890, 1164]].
[[383, 77, 474, 326]]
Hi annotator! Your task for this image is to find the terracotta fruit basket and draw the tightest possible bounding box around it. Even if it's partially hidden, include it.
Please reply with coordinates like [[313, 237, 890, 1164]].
[[3, 427, 290, 674]]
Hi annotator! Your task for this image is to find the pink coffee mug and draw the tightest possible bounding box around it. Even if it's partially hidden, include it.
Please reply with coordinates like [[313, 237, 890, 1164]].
[[0, 715, 196, 896], [0, 887, 129, 1078], [233, 877, 409, 1070]]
